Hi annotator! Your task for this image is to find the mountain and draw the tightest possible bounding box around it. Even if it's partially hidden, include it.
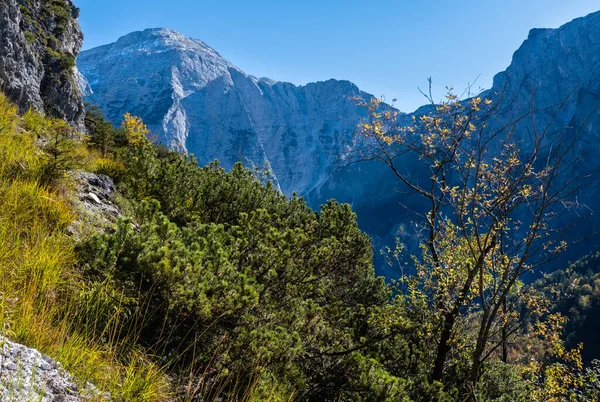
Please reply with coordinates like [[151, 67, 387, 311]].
[[6, 0, 600, 397], [77, 29, 375, 195], [0, 0, 85, 130], [78, 12, 600, 276], [309, 10, 600, 275]]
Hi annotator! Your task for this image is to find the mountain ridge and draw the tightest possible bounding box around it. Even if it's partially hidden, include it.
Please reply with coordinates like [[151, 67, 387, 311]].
[[78, 29, 376, 195], [310, 9, 600, 275], [78, 11, 600, 276]]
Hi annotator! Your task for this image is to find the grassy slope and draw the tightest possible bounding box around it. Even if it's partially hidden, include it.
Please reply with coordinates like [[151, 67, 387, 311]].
[[0, 93, 170, 401]]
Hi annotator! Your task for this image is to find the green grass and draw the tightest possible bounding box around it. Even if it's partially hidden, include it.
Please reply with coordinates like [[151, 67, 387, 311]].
[[24, 31, 36, 45], [0, 94, 171, 401]]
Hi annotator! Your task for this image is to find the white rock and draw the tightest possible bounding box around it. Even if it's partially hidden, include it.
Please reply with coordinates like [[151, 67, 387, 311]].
[[86, 192, 102, 204], [0, 336, 107, 401]]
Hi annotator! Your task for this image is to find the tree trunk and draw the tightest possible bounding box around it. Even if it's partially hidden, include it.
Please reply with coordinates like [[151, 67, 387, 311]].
[[431, 269, 477, 382], [502, 298, 508, 363], [431, 311, 456, 382], [469, 340, 486, 384]]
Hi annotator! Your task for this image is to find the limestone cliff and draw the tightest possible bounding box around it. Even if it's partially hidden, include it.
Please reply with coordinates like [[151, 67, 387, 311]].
[[77, 28, 375, 195], [0, 0, 85, 130]]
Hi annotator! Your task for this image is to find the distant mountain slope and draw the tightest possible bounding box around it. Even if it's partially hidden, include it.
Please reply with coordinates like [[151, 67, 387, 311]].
[[79, 11, 600, 276], [309, 10, 600, 275], [77, 29, 375, 195]]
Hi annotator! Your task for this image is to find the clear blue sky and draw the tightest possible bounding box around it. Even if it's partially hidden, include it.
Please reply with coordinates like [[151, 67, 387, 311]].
[[74, 0, 599, 112]]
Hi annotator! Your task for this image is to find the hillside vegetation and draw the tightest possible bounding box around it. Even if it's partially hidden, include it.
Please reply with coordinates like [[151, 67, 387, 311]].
[[534, 251, 600, 363], [0, 94, 169, 401], [0, 93, 599, 401]]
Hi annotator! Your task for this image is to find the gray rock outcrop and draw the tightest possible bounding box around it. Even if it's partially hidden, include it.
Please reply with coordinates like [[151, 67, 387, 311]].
[[69, 171, 121, 239], [0, 0, 85, 130], [0, 337, 106, 401]]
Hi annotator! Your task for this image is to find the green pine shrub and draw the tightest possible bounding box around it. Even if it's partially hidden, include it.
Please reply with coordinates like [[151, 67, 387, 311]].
[[77, 151, 398, 399]]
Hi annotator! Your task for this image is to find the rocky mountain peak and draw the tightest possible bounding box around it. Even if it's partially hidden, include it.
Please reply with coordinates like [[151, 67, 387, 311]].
[[79, 28, 237, 95], [78, 30, 372, 195], [493, 10, 600, 91], [107, 28, 233, 68]]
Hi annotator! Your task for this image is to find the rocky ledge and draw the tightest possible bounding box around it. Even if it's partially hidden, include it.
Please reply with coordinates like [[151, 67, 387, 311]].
[[0, 337, 107, 401], [68, 171, 122, 240]]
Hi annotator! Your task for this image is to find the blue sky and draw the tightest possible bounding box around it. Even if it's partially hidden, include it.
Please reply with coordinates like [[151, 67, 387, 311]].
[[74, 0, 599, 112]]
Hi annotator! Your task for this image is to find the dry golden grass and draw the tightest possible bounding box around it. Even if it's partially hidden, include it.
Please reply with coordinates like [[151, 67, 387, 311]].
[[0, 94, 172, 401]]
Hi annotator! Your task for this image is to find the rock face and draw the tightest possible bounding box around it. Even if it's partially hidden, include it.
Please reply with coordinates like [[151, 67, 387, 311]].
[[69, 171, 121, 239], [0, 337, 104, 401], [0, 0, 85, 130], [78, 11, 600, 276], [77, 28, 375, 195]]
